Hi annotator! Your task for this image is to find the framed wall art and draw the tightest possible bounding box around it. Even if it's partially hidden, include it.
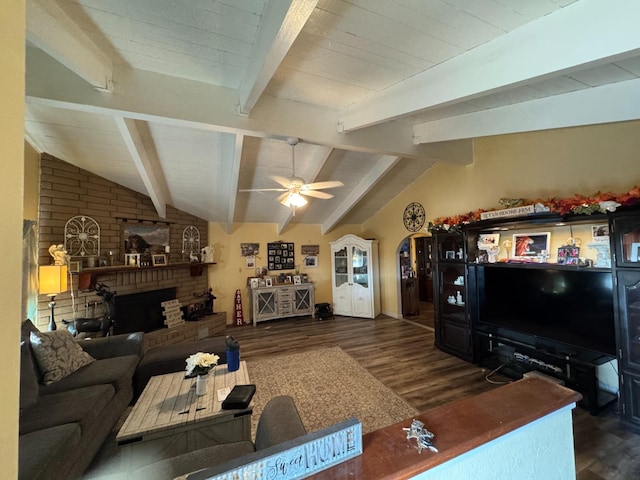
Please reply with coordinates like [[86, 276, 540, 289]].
[[267, 242, 295, 270], [124, 224, 169, 254], [304, 255, 318, 268], [512, 232, 551, 259]]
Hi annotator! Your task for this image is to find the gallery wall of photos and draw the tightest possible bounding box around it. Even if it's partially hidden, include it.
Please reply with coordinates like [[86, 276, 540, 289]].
[[267, 242, 295, 270]]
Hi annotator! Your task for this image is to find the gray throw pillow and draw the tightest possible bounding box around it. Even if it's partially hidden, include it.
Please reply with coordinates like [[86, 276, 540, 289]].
[[29, 330, 95, 385]]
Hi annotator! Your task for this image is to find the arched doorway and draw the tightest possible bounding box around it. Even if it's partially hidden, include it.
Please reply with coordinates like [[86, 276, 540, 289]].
[[396, 233, 434, 326]]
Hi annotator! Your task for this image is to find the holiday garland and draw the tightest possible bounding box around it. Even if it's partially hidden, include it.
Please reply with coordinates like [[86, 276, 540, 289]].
[[428, 186, 640, 233]]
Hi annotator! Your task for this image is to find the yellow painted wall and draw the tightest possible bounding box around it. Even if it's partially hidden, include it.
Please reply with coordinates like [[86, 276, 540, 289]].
[[1, 0, 25, 475], [24, 141, 40, 220], [364, 121, 640, 318], [207, 222, 361, 323]]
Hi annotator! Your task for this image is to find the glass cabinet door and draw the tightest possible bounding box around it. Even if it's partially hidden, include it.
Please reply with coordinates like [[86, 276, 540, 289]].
[[334, 247, 348, 287], [352, 246, 369, 288], [256, 290, 276, 317], [613, 217, 640, 267], [618, 271, 640, 369]]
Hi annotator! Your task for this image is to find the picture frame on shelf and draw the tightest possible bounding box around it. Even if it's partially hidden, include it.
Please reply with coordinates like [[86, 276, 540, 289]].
[[265, 277, 273, 287], [151, 254, 167, 266], [445, 250, 455, 260], [293, 275, 301, 285], [592, 224, 610, 243], [557, 245, 580, 265], [250, 278, 259, 289], [511, 232, 551, 259]]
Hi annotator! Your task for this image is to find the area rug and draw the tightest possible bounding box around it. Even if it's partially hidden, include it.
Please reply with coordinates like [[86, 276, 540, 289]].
[[246, 346, 417, 436]]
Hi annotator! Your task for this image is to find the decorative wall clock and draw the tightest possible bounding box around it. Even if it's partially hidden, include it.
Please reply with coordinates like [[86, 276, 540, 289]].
[[403, 202, 426, 232]]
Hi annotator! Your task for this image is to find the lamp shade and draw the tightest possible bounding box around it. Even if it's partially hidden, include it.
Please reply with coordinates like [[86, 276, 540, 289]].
[[39, 265, 68, 295]]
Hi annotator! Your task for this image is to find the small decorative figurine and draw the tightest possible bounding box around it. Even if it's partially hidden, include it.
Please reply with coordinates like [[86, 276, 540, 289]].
[[403, 419, 438, 453], [201, 245, 215, 263], [48, 244, 70, 266]]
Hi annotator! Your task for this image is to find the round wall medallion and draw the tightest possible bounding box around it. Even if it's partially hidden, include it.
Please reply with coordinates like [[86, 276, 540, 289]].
[[403, 202, 426, 232]]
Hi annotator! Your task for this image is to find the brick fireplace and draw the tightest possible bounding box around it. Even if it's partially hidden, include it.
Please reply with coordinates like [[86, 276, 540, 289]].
[[36, 154, 210, 331]]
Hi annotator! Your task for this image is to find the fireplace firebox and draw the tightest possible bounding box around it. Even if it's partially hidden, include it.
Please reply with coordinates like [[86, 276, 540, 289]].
[[113, 287, 177, 335]]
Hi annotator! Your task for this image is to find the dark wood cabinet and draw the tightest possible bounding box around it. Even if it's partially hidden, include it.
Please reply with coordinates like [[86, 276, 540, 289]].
[[401, 277, 420, 316], [612, 214, 640, 431], [432, 232, 472, 361]]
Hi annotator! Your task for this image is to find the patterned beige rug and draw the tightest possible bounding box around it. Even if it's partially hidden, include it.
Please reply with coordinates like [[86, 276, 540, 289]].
[[246, 346, 417, 436]]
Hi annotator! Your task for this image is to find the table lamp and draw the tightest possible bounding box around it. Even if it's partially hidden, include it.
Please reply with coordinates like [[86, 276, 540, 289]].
[[39, 265, 68, 331]]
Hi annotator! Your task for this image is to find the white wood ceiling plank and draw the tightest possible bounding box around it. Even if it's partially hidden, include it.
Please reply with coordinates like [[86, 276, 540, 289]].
[[290, 31, 425, 82], [316, 0, 462, 64], [498, 0, 578, 18], [115, 117, 169, 218], [413, 78, 640, 143], [439, 0, 531, 31], [282, 35, 415, 91], [339, 0, 640, 132], [264, 66, 374, 108], [321, 155, 401, 234], [27, 0, 113, 91], [239, 0, 317, 114], [73, 0, 261, 46], [395, 0, 512, 47], [303, 10, 434, 71]]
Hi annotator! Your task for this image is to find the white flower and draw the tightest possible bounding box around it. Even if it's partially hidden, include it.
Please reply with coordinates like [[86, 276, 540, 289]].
[[185, 352, 220, 377]]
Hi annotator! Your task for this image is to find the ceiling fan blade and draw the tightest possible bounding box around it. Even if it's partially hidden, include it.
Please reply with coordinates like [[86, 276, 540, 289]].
[[238, 188, 288, 192], [303, 180, 344, 190], [271, 175, 293, 188], [300, 190, 334, 199]]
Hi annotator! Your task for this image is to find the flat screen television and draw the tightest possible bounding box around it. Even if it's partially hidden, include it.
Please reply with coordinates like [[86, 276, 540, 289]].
[[476, 266, 616, 356]]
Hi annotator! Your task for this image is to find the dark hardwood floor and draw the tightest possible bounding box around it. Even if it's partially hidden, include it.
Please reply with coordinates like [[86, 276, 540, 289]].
[[226, 313, 640, 480]]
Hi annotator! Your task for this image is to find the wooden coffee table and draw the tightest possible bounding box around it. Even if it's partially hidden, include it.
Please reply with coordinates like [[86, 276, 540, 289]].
[[116, 361, 252, 467]]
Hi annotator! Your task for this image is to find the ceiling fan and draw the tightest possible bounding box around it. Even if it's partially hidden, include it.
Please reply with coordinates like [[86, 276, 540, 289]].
[[240, 137, 343, 215]]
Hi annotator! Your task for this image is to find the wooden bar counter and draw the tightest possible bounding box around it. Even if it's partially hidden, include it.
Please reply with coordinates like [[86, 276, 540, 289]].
[[311, 377, 582, 480]]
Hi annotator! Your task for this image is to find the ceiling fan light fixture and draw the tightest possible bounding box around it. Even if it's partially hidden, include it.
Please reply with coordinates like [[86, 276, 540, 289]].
[[283, 191, 308, 208]]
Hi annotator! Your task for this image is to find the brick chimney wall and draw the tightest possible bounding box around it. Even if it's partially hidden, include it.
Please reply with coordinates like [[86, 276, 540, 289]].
[[36, 154, 210, 331]]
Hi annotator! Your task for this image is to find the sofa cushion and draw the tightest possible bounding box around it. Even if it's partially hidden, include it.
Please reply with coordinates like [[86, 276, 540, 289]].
[[19, 423, 81, 480], [30, 330, 95, 385], [21, 318, 39, 338], [135, 336, 227, 397], [20, 341, 39, 411], [39, 354, 139, 396], [20, 383, 114, 435]]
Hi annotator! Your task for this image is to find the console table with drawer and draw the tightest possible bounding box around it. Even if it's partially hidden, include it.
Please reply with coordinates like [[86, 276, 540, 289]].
[[248, 284, 315, 325]]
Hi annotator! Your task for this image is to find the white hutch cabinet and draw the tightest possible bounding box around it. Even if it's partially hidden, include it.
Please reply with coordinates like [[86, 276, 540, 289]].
[[330, 234, 380, 318]]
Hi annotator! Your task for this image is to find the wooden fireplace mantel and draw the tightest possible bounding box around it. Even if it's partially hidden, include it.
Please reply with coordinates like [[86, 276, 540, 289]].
[[76, 262, 215, 289]]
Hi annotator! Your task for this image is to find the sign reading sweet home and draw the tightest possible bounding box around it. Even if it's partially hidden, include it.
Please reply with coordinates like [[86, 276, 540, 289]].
[[186, 418, 362, 480]]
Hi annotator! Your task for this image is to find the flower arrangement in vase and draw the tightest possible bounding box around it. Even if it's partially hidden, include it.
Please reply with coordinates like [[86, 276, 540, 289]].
[[185, 352, 220, 396]]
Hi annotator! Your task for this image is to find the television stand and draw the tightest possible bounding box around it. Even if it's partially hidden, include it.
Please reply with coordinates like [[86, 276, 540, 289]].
[[477, 332, 617, 415]]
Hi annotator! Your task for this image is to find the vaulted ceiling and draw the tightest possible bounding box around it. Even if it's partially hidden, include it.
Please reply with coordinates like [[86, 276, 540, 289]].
[[24, 0, 640, 234]]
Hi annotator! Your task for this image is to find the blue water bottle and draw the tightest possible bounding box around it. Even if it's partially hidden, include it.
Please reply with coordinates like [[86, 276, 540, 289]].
[[226, 335, 240, 372]]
